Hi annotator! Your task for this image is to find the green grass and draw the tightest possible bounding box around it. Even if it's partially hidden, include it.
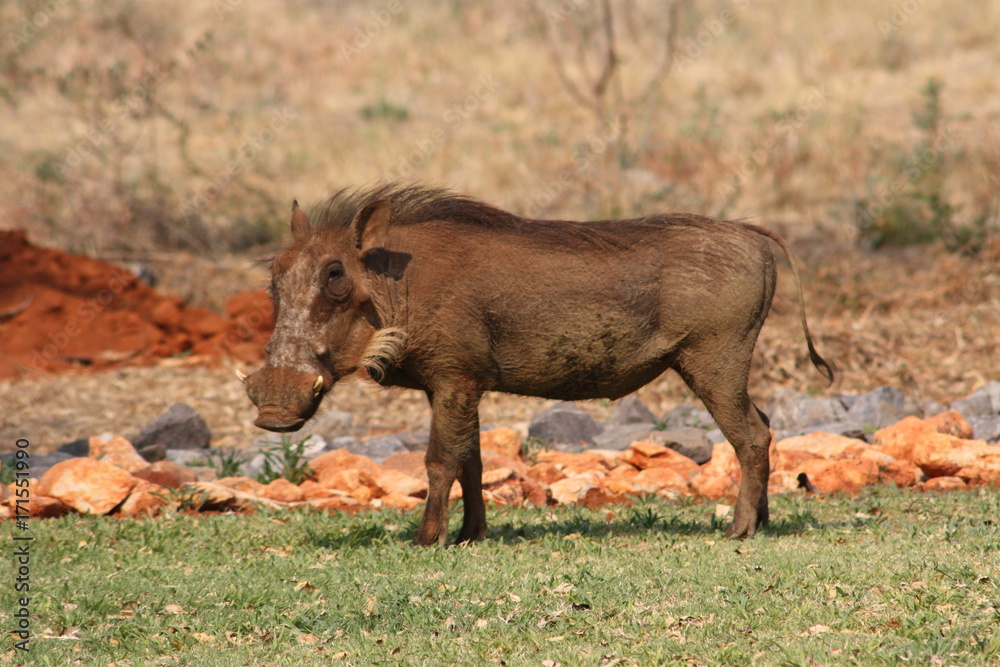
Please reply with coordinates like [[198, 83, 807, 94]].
[[4, 488, 1000, 665]]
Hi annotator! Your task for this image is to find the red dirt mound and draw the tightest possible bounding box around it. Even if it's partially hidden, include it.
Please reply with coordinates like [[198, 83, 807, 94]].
[[0, 229, 274, 380]]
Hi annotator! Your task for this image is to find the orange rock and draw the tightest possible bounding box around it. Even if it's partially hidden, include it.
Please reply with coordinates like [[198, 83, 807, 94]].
[[298, 481, 349, 500], [304, 496, 365, 513], [629, 467, 689, 497], [480, 428, 522, 459], [623, 441, 700, 478], [381, 493, 423, 510], [216, 476, 265, 494], [89, 434, 149, 473], [774, 432, 868, 471], [798, 458, 881, 493], [526, 460, 566, 485], [311, 449, 381, 482], [484, 480, 525, 506], [380, 450, 426, 477], [533, 450, 620, 476], [549, 477, 596, 505], [482, 450, 528, 477], [768, 470, 802, 494], [320, 468, 385, 500], [873, 411, 974, 462], [956, 458, 1000, 486], [521, 478, 550, 507], [922, 476, 968, 491], [118, 479, 171, 517], [135, 461, 197, 489], [378, 469, 428, 498], [38, 458, 136, 514], [19, 496, 73, 518], [482, 467, 517, 487], [262, 478, 305, 503], [912, 435, 993, 478]]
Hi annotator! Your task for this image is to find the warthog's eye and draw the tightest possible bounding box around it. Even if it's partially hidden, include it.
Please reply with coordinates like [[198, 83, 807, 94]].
[[323, 260, 353, 302]]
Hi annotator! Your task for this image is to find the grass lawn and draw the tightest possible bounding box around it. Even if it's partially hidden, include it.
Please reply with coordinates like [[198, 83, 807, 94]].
[[4, 487, 1000, 666]]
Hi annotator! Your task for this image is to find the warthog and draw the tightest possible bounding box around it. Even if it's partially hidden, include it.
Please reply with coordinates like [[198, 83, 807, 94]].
[[242, 184, 832, 545]]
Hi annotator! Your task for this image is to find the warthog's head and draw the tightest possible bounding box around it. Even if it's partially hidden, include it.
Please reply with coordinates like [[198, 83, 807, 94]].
[[241, 199, 405, 432]]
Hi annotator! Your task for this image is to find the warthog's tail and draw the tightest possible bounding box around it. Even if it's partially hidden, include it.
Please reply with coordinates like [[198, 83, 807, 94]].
[[743, 224, 834, 384]]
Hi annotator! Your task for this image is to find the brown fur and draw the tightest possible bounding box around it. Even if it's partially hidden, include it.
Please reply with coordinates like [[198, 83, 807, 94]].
[[243, 184, 832, 545]]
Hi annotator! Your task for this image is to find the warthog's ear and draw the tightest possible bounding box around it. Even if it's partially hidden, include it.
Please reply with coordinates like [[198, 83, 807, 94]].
[[350, 199, 391, 253], [290, 200, 310, 243]]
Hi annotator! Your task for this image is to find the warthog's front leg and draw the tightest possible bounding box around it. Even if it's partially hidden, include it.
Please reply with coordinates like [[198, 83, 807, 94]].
[[414, 383, 484, 546]]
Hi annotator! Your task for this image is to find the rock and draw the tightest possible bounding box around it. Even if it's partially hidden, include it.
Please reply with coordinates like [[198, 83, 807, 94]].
[[607, 395, 657, 426], [484, 479, 525, 506], [164, 449, 216, 467], [381, 494, 423, 510], [310, 449, 382, 481], [548, 477, 596, 505], [300, 409, 355, 441], [216, 476, 266, 494], [133, 461, 196, 488], [913, 436, 995, 478], [298, 480, 350, 500], [922, 476, 968, 491], [521, 478, 551, 507], [526, 460, 566, 485], [378, 469, 428, 498], [950, 381, 1000, 417], [773, 432, 868, 471], [56, 439, 89, 457], [89, 433, 149, 473], [183, 482, 279, 511], [705, 429, 727, 444], [480, 428, 522, 459], [481, 450, 528, 478], [527, 402, 604, 450], [133, 403, 211, 451], [252, 433, 327, 460], [325, 436, 363, 452], [532, 450, 621, 477], [17, 496, 73, 518], [37, 458, 136, 514], [767, 470, 803, 495], [261, 478, 305, 503], [354, 435, 407, 463], [320, 469, 385, 501], [659, 404, 716, 431], [968, 416, 1000, 443], [118, 479, 171, 518], [688, 441, 744, 501], [622, 441, 699, 479], [844, 386, 922, 431], [796, 458, 882, 494], [0, 452, 75, 479], [643, 427, 713, 464], [629, 467, 690, 497], [765, 387, 847, 432], [138, 444, 167, 463], [872, 411, 974, 462], [398, 430, 431, 451], [188, 466, 218, 482], [591, 423, 657, 451], [380, 451, 427, 478]]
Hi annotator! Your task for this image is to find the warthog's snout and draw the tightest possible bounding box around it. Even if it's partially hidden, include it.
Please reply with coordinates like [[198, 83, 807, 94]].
[[240, 366, 327, 432]]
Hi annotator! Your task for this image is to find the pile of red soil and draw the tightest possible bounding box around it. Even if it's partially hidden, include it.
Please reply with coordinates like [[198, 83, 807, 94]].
[[0, 229, 274, 380]]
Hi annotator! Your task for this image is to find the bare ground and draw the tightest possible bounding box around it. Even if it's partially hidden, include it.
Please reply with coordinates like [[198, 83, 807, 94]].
[[2, 239, 997, 456]]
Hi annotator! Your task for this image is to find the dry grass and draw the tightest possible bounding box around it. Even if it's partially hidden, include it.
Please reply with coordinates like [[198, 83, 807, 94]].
[[1, 1, 998, 453]]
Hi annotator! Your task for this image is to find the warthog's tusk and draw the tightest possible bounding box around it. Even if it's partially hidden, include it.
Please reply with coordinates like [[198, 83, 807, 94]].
[[235, 369, 247, 383], [313, 375, 324, 395]]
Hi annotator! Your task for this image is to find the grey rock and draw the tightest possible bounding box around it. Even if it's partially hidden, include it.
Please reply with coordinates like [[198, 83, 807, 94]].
[[164, 449, 216, 467], [326, 436, 363, 452], [951, 381, 1000, 417], [765, 387, 847, 432], [355, 435, 407, 463], [607, 395, 657, 427], [528, 401, 604, 448], [56, 439, 89, 457], [705, 428, 727, 445], [138, 444, 167, 463], [398, 429, 430, 451], [969, 416, 1000, 443], [845, 386, 921, 430], [239, 454, 268, 479], [133, 403, 211, 451], [644, 427, 714, 464], [591, 422, 658, 451], [774, 421, 870, 443], [659, 404, 716, 431], [301, 409, 356, 441], [0, 452, 76, 479], [251, 433, 326, 459]]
